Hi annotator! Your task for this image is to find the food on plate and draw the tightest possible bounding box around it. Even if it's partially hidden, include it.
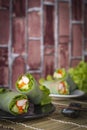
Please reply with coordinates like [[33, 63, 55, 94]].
[[53, 68, 66, 80], [0, 87, 29, 115], [39, 79, 69, 95], [16, 73, 51, 105], [39, 74, 77, 95]]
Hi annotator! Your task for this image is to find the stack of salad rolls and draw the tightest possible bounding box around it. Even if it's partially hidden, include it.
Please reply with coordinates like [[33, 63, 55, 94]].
[[15, 73, 51, 105], [39, 68, 77, 95], [53, 68, 77, 93], [0, 87, 29, 115], [0, 73, 51, 115]]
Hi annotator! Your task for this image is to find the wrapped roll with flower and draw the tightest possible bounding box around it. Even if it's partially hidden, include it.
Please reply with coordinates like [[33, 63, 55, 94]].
[[16, 73, 51, 105], [0, 87, 29, 115]]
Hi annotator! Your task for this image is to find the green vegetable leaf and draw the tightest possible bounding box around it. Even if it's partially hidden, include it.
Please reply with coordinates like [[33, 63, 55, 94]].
[[46, 75, 53, 81], [68, 61, 87, 93], [39, 85, 51, 105], [39, 78, 45, 85]]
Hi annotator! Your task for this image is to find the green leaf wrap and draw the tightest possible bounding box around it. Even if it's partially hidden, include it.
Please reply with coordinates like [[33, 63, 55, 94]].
[[16, 73, 47, 105], [53, 68, 66, 80], [0, 88, 29, 115], [40, 74, 77, 95]]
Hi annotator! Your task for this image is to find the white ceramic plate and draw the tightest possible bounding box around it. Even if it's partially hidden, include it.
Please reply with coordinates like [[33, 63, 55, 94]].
[[50, 89, 85, 98]]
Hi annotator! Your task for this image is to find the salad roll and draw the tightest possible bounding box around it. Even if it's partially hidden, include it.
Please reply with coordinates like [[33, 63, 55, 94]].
[[16, 73, 51, 105], [0, 88, 29, 115], [39, 74, 77, 95], [53, 68, 66, 80], [40, 80, 69, 95]]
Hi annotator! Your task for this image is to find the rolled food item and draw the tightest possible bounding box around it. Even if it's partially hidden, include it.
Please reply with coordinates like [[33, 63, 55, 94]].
[[40, 80, 70, 95], [0, 87, 29, 115], [53, 68, 66, 80], [39, 74, 77, 95], [16, 73, 51, 105]]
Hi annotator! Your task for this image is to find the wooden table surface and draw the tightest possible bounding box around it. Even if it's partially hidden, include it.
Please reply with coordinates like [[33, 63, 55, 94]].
[[0, 95, 87, 130]]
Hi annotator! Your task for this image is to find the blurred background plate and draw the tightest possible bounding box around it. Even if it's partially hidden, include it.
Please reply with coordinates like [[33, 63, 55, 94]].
[[50, 90, 85, 98]]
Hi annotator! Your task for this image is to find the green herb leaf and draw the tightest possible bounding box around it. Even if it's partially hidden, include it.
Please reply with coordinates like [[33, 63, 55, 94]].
[[68, 61, 87, 93]]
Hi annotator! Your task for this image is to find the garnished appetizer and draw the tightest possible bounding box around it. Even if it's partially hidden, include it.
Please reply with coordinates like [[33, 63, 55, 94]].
[[53, 68, 66, 80], [39, 80, 69, 95], [39, 74, 77, 95], [0, 87, 29, 115], [16, 73, 51, 105], [39, 66, 77, 95]]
